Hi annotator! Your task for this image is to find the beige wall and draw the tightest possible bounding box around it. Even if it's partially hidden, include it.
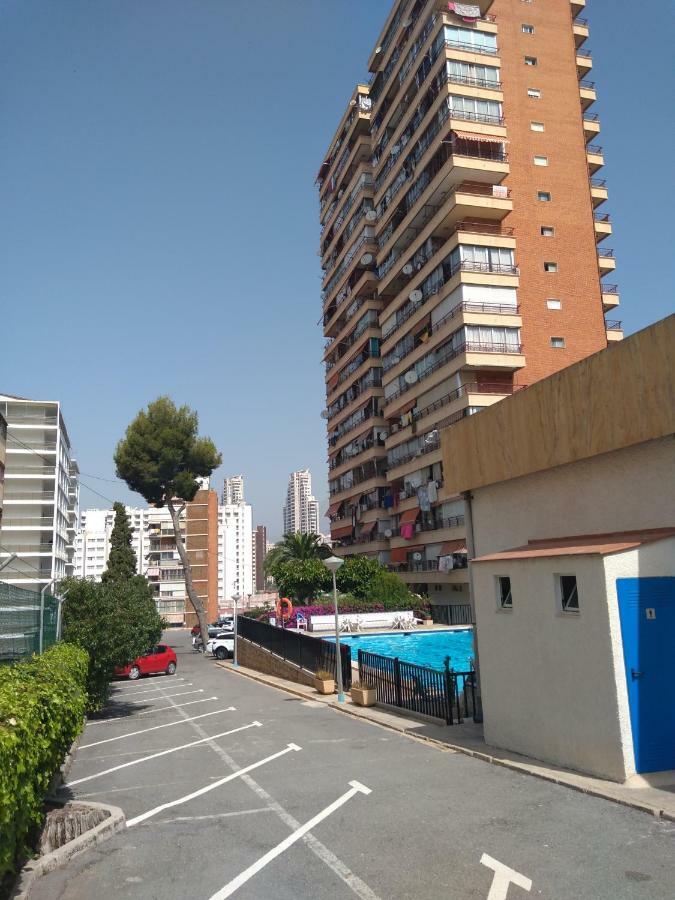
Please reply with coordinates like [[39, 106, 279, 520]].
[[470, 436, 675, 557], [441, 315, 675, 495], [473, 553, 628, 781]]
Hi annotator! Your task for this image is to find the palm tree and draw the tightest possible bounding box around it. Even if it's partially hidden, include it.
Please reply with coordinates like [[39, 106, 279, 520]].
[[264, 532, 330, 574]]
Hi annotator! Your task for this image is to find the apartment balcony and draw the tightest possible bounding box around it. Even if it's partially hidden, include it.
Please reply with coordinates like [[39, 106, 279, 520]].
[[328, 474, 389, 504], [601, 284, 620, 312], [1, 517, 54, 530], [606, 319, 624, 342], [4, 467, 57, 479], [579, 80, 597, 110], [390, 516, 466, 550], [598, 248, 616, 275], [590, 177, 608, 207], [586, 144, 604, 174], [2, 491, 56, 503], [573, 18, 589, 47], [571, 0, 586, 15], [328, 440, 387, 481], [593, 213, 612, 241], [576, 48, 592, 77], [582, 112, 600, 142]]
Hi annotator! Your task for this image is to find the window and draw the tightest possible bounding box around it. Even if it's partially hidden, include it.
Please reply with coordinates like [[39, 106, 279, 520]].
[[551, 336, 565, 348], [538, 191, 551, 201], [528, 88, 541, 98], [497, 576, 513, 609], [541, 226, 555, 237], [544, 261, 558, 272], [531, 121, 545, 132], [547, 299, 562, 310], [534, 155, 548, 166], [559, 575, 579, 612], [522, 24, 535, 34], [524, 56, 538, 66]]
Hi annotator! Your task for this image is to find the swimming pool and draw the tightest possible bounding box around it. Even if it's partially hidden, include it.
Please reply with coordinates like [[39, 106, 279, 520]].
[[326, 629, 474, 672]]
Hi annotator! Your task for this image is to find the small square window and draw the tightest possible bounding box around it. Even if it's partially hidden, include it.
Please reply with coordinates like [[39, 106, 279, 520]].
[[541, 226, 554, 237], [559, 575, 579, 612], [538, 191, 551, 201], [544, 261, 558, 272], [551, 336, 565, 348], [547, 299, 562, 310], [528, 88, 541, 98], [525, 56, 538, 66], [522, 24, 535, 34], [534, 155, 549, 166], [497, 576, 513, 609], [531, 121, 545, 132]]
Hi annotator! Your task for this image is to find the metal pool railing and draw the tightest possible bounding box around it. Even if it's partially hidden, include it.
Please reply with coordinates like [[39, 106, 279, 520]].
[[357, 648, 477, 725]]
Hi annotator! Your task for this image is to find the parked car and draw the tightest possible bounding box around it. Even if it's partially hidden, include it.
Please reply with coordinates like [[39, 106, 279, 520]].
[[192, 625, 226, 650], [206, 631, 235, 660], [115, 644, 177, 680]]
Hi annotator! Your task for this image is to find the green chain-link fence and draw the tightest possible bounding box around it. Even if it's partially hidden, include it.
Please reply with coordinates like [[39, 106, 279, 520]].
[[0, 582, 60, 663]]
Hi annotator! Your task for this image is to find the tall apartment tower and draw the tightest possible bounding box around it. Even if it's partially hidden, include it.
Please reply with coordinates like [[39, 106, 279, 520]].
[[218, 501, 253, 604], [282, 469, 320, 536], [146, 506, 187, 624], [223, 475, 245, 505], [253, 524, 267, 591], [319, 0, 619, 605], [185, 487, 219, 628], [0, 395, 80, 589]]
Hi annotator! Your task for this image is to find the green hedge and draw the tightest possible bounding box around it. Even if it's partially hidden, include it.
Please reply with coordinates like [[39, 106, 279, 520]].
[[0, 643, 88, 884]]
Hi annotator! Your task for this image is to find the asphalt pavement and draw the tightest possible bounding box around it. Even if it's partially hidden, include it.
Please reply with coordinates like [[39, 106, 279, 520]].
[[32, 630, 675, 900]]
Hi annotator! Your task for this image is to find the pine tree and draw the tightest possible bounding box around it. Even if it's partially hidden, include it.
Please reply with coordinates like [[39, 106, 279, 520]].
[[101, 502, 138, 583]]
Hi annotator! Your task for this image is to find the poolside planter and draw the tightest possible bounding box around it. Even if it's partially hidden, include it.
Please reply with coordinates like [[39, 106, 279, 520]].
[[351, 685, 376, 707], [314, 677, 335, 695]]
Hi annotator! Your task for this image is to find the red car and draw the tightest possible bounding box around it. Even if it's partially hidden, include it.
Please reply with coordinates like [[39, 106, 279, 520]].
[[116, 644, 177, 680]]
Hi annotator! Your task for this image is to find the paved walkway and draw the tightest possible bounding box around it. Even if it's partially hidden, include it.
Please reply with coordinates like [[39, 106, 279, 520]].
[[226, 659, 675, 822]]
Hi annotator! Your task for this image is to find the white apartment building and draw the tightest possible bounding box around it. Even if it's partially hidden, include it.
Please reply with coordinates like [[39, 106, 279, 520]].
[[282, 469, 320, 536], [146, 506, 187, 624], [73, 507, 150, 581], [223, 475, 244, 505], [0, 394, 79, 589], [218, 502, 253, 604]]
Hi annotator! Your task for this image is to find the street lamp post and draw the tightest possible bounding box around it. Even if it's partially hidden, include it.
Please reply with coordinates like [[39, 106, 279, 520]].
[[39, 578, 57, 655], [232, 594, 240, 668], [323, 556, 345, 702]]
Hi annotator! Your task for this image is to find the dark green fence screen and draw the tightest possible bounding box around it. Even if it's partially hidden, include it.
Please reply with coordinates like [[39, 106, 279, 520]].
[[0, 582, 59, 662]]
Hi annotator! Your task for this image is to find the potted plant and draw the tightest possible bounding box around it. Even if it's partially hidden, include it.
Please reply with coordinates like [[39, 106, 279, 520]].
[[314, 669, 335, 694], [350, 680, 376, 707]]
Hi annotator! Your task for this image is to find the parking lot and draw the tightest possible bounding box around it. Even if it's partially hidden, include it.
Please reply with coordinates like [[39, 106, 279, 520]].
[[32, 631, 675, 900]]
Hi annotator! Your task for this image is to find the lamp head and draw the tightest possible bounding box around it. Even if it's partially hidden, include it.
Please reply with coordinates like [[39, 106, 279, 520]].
[[323, 555, 344, 574]]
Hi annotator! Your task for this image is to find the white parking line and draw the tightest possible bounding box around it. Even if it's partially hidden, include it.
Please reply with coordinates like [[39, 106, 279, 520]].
[[78, 708, 237, 749], [481, 854, 532, 899], [112, 682, 191, 696], [122, 689, 205, 704], [158, 807, 272, 825], [89, 696, 218, 724], [126, 743, 301, 828], [209, 781, 372, 899], [68, 722, 262, 786]]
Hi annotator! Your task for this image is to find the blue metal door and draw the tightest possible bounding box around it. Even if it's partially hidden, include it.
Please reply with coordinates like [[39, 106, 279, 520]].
[[617, 577, 675, 773]]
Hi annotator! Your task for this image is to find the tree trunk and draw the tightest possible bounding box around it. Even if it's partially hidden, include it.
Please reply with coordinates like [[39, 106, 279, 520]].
[[167, 497, 209, 652]]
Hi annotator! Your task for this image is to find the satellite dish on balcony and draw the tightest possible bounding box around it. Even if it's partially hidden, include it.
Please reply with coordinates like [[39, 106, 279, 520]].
[[349, 99, 357, 107], [402, 16, 413, 27], [337, 189, 345, 199], [404, 370, 418, 385], [361, 253, 374, 265], [375, 45, 383, 55], [365, 209, 377, 221], [390, 144, 401, 156], [384, 528, 393, 538], [409, 289, 423, 304], [377, 431, 388, 441], [402, 263, 414, 276], [320, 410, 329, 419], [413, 552, 423, 561]]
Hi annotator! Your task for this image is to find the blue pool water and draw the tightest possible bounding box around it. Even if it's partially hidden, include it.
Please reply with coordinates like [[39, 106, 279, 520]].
[[326, 629, 474, 672]]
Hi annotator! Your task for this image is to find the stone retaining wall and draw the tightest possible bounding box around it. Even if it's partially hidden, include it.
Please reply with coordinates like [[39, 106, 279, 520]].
[[236, 637, 316, 687]]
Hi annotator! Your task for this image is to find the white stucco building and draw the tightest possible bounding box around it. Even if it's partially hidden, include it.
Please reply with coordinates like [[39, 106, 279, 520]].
[[441, 316, 675, 782], [282, 469, 320, 536], [74, 507, 151, 581], [223, 475, 244, 505], [218, 502, 253, 604], [0, 395, 79, 589]]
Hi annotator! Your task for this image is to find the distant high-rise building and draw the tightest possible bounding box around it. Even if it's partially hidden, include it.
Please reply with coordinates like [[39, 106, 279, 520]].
[[253, 524, 268, 591], [0, 395, 79, 588], [218, 501, 253, 605], [282, 469, 320, 536], [74, 507, 150, 582], [223, 475, 245, 505]]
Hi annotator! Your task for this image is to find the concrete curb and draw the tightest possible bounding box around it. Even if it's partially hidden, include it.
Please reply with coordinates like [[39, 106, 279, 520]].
[[10, 802, 126, 900], [219, 661, 675, 823]]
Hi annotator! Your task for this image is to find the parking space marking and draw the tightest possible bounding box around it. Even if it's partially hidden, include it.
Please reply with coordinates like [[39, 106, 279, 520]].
[[79, 708, 237, 749], [68, 722, 262, 786], [481, 854, 532, 899], [112, 682, 191, 696], [126, 743, 301, 828], [123, 688, 205, 704], [158, 807, 273, 825], [209, 780, 372, 900], [89, 696, 218, 724]]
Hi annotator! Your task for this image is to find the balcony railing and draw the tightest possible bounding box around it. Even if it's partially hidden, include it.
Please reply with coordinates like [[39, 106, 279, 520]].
[[601, 283, 618, 294], [384, 298, 518, 344], [598, 248, 615, 258], [322, 229, 377, 302], [407, 380, 524, 424], [590, 177, 606, 187], [326, 311, 379, 370], [2, 491, 56, 500], [580, 80, 596, 90], [594, 213, 611, 223], [605, 319, 622, 330], [587, 143, 603, 155], [1, 518, 55, 527], [576, 48, 592, 58]]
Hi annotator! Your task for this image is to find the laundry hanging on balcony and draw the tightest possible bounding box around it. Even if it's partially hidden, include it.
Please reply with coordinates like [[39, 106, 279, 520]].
[[447, 3, 481, 21]]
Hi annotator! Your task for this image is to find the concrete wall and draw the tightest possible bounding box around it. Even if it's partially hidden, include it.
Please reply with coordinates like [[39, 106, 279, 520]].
[[470, 436, 675, 556], [473, 553, 629, 781], [236, 637, 317, 688], [602, 538, 675, 779]]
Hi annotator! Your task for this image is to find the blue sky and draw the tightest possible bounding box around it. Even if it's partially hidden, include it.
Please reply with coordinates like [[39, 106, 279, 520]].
[[1, 0, 673, 539]]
